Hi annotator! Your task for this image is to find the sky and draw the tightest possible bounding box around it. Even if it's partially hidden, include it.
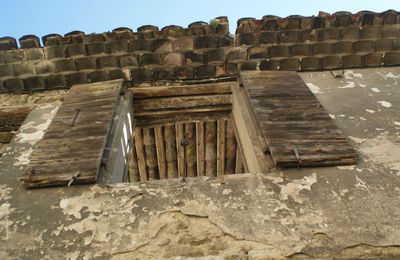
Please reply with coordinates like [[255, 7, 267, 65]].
[[0, 0, 399, 43]]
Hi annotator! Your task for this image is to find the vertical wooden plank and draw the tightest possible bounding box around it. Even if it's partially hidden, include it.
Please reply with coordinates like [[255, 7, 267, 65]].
[[143, 128, 158, 180], [154, 126, 167, 179], [175, 123, 186, 177], [235, 146, 244, 174], [205, 121, 217, 177], [128, 136, 140, 182], [196, 122, 205, 176], [225, 119, 237, 175], [185, 123, 197, 177], [164, 125, 178, 178], [217, 119, 226, 176], [134, 127, 147, 181]]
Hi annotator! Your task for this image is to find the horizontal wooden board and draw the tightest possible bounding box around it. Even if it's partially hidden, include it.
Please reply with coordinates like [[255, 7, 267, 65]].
[[240, 71, 357, 167], [21, 80, 123, 188]]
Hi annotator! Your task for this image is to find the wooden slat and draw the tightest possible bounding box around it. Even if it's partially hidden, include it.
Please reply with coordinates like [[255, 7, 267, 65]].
[[129, 136, 140, 182], [196, 122, 205, 176], [132, 82, 233, 98], [164, 125, 178, 178], [175, 123, 186, 177], [133, 94, 231, 111], [205, 121, 217, 177], [143, 128, 158, 180], [216, 119, 226, 176], [154, 126, 167, 179], [134, 127, 147, 181], [240, 71, 357, 167], [185, 123, 197, 177], [225, 120, 237, 175]]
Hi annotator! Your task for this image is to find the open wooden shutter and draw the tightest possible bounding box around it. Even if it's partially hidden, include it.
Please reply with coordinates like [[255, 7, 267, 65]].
[[239, 71, 357, 167], [21, 80, 128, 188]]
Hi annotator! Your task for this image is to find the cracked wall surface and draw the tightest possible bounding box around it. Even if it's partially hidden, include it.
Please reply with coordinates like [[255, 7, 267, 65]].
[[0, 67, 400, 259]]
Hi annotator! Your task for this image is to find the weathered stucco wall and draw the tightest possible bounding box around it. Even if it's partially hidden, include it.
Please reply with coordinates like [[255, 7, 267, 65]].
[[0, 67, 400, 259]]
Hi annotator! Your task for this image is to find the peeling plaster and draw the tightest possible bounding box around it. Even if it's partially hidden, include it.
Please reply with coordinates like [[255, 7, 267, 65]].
[[278, 173, 317, 204]]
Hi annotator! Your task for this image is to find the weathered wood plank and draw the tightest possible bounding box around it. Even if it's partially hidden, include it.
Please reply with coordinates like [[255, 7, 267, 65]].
[[205, 121, 217, 177], [175, 123, 186, 177], [196, 122, 205, 176], [216, 119, 226, 177], [132, 82, 233, 97], [134, 127, 148, 181], [240, 71, 357, 167], [21, 81, 123, 188], [154, 126, 167, 179], [185, 123, 197, 177], [164, 125, 178, 178]]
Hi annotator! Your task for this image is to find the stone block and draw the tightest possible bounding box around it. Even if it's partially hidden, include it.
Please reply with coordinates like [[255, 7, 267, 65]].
[[301, 29, 319, 43], [97, 56, 118, 68], [89, 70, 109, 82], [119, 54, 139, 67], [205, 48, 226, 63], [321, 56, 342, 69], [2, 50, 24, 63], [66, 72, 88, 86], [312, 17, 326, 29], [162, 52, 185, 67], [195, 65, 216, 78], [130, 39, 153, 52], [108, 69, 125, 80], [55, 59, 76, 72], [342, 54, 362, 68], [394, 40, 400, 51], [153, 39, 172, 53], [320, 28, 340, 41], [45, 74, 66, 89], [354, 40, 375, 53], [66, 44, 86, 57], [140, 53, 161, 67], [184, 50, 204, 64], [34, 61, 55, 74], [217, 36, 233, 47], [238, 61, 257, 70], [42, 34, 61, 46], [195, 36, 218, 49], [374, 39, 394, 52], [108, 40, 130, 54], [277, 30, 299, 43], [290, 44, 311, 56], [311, 43, 332, 56], [248, 46, 269, 59], [268, 45, 289, 58], [130, 68, 154, 82], [86, 42, 108, 55], [279, 58, 300, 70], [0, 64, 13, 77], [226, 62, 238, 74], [360, 26, 382, 39], [23, 75, 45, 91], [237, 33, 257, 46], [45, 45, 66, 59], [259, 60, 279, 70], [382, 25, 400, 38], [172, 66, 195, 79], [0, 37, 17, 51], [259, 31, 278, 44], [362, 53, 382, 67], [383, 52, 400, 66], [4, 78, 24, 92], [23, 48, 44, 61], [341, 27, 360, 40], [301, 56, 321, 71], [172, 37, 194, 52], [333, 41, 353, 54], [13, 63, 34, 75], [226, 47, 247, 61], [333, 13, 354, 27], [19, 35, 41, 48], [75, 57, 96, 71]]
